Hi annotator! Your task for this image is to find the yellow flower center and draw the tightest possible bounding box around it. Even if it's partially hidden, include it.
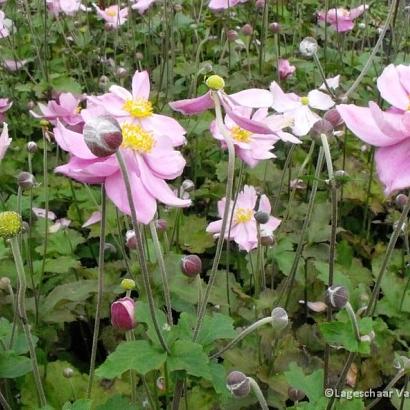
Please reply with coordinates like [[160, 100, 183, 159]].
[[206, 75, 225, 90], [75, 105, 82, 114], [121, 123, 155, 154], [300, 96, 309, 106], [0, 211, 23, 239], [234, 208, 253, 224], [106, 7, 118, 17], [231, 126, 252, 143], [123, 98, 153, 119]]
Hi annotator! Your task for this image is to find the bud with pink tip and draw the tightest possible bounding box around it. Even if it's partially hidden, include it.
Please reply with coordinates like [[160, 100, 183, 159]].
[[111, 297, 136, 330], [324, 109, 343, 128], [155, 219, 168, 231], [126, 230, 137, 250], [180, 255, 202, 277], [241, 24, 253, 36], [269, 22, 281, 33], [227, 29, 238, 42]]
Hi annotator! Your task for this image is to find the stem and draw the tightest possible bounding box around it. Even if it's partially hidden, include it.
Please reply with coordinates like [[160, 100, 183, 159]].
[[115, 151, 170, 354], [0, 390, 11, 410], [149, 221, 173, 325], [345, 302, 361, 342], [126, 331, 137, 405], [313, 53, 336, 99], [248, 377, 269, 410], [10, 237, 46, 406], [87, 185, 107, 398], [210, 316, 272, 359]]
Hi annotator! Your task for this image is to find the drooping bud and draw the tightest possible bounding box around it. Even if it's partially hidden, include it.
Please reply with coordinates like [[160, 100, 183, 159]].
[[206, 75, 225, 91], [241, 23, 253, 36], [288, 387, 306, 402], [17, 172, 36, 190], [271, 307, 288, 332], [299, 37, 318, 57], [63, 368, 74, 378], [83, 116, 122, 157], [126, 230, 137, 250], [180, 255, 202, 277], [0, 211, 23, 239], [121, 278, 136, 291], [324, 109, 343, 128], [269, 22, 281, 33], [311, 119, 334, 139], [325, 285, 348, 310], [26, 141, 38, 153], [226, 371, 251, 398], [181, 179, 195, 193], [111, 297, 136, 330], [254, 211, 269, 224]]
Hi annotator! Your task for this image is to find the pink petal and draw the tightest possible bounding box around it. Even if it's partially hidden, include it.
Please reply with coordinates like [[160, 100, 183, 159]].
[[82, 211, 102, 228], [307, 90, 335, 110], [291, 106, 320, 137], [132, 71, 150, 100], [349, 4, 368, 20], [169, 93, 214, 115], [228, 89, 273, 108], [377, 64, 410, 110], [270, 81, 301, 113], [142, 114, 186, 146], [108, 85, 133, 102], [32, 207, 57, 220]]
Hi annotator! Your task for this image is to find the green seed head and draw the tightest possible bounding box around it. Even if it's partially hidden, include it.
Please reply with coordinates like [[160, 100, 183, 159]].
[[121, 278, 136, 291], [206, 75, 225, 91], [0, 212, 23, 239]]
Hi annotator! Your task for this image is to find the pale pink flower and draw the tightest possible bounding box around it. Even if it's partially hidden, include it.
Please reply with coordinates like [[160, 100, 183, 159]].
[[319, 75, 340, 91], [30, 93, 83, 126], [337, 64, 410, 195], [90, 71, 186, 146], [131, 0, 156, 14], [49, 218, 71, 233], [0, 11, 11, 38], [32, 207, 57, 220], [317, 5, 368, 32], [206, 185, 281, 252], [93, 4, 128, 28], [2, 59, 28, 72], [0, 98, 12, 122], [0, 123, 10, 162], [82, 211, 102, 228], [209, 0, 248, 10], [278, 59, 296, 81], [270, 81, 334, 136], [46, 0, 82, 16], [170, 85, 274, 135]]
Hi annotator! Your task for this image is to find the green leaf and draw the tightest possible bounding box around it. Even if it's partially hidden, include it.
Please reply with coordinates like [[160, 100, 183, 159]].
[[177, 215, 215, 253], [96, 340, 166, 379], [197, 313, 236, 347], [168, 340, 211, 379], [135, 301, 169, 346], [0, 351, 32, 378], [35, 229, 85, 256], [96, 395, 133, 410], [62, 399, 92, 410]]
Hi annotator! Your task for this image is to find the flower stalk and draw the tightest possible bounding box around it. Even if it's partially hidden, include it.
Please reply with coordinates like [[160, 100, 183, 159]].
[[248, 377, 269, 410]]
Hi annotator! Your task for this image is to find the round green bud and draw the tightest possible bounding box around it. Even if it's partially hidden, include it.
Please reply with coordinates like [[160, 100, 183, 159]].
[[121, 278, 136, 291], [0, 211, 23, 239], [39, 119, 50, 127], [206, 75, 225, 91]]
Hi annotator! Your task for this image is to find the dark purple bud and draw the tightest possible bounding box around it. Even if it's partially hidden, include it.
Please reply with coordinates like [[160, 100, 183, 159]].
[[83, 116, 123, 157], [17, 172, 36, 190], [311, 119, 334, 139], [288, 387, 306, 402], [226, 371, 251, 398], [241, 24, 253, 36], [254, 211, 269, 224], [111, 297, 136, 330], [269, 22, 281, 33], [181, 255, 202, 277], [324, 109, 343, 127], [325, 285, 349, 310]]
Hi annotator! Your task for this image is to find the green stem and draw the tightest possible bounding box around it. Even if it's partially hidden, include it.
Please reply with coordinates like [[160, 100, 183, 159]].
[[0, 389, 11, 410], [345, 302, 361, 342], [10, 237, 46, 406], [126, 331, 137, 405], [87, 184, 107, 398], [248, 377, 269, 410]]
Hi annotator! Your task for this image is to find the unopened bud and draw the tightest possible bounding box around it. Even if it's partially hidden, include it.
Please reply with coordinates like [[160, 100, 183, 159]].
[[181, 179, 195, 193], [206, 75, 225, 91], [111, 297, 136, 330], [299, 37, 318, 57], [271, 307, 288, 332], [227, 29, 238, 42], [126, 230, 137, 250], [260, 234, 275, 246], [255, 0, 265, 9], [254, 211, 269, 224], [311, 119, 333, 139], [0, 277, 11, 290], [288, 387, 306, 402], [180, 255, 202, 277], [116, 67, 128, 78], [241, 23, 253, 36], [27, 141, 38, 153], [156, 376, 166, 391], [155, 219, 168, 231], [324, 109, 343, 127], [0, 211, 23, 239], [83, 116, 122, 157], [121, 278, 136, 291], [98, 75, 110, 89], [17, 172, 36, 190], [63, 368, 74, 378], [135, 52, 144, 60], [269, 22, 281, 33], [396, 194, 408, 209], [325, 285, 348, 310], [226, 371, 250, 398]]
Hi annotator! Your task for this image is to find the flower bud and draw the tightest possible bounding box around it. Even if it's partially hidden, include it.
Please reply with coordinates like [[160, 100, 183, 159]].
[[325, 285, 348, 310], [0, 211, 23, 239], [254, 211, 269, 224], [121, 278, 136, 291], [311, 119, 334, 139], [111, 297, 136, 330], [104, 242, 116, 254], [299, 37, 318, 57], [40, 119, 49, 127], [288, 387, 305, 402], [181, 179, 195, 193], [99, 75, 110, 90], [126, 230, 137, 250], [260, 234, 275, 246], [269, 22, 281, 33], [206, 75, 225, 91], [83, 116, 122, 157], [156, 376, 166, 391], [17, 172, 36, 190], [180, 255, 202, 277], [271, 307, 288, 332], [27, 141, 38, 153], [135, 52, 144, 60], [227, 29, 238, 42], [116, 67, 128, 78], [324, 109, 343, 128], [0, 277, 11, 290], [241, 23, 253, 36], [396, 194, 408, 209], [226, 371, 251, 398], [155, 219, 168, 231], [255, 0, 265, 9], [63, 367, 74, 378]]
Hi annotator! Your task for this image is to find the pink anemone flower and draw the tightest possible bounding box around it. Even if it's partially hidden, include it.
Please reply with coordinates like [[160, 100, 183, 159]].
[[2, 59, 28, 72], [209, 0, 248, 11], [0, 123, 10, 162], [278, 59, 296, 81], [337, 64, 410, 196], [317, 4, 368, 32], [206, 185, 281, 252], [131, 0, 156, 14], [0, 11, 11, 38], [170, 84, 274, 135], [90, 71, 186, 147], [0, 98, 12, 122], [270, 81, 334, 136], [93, 4, 128, 28], [54, 106, 191, 224], [30, 92, 83, 127], [46, 0, 83, 16]]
